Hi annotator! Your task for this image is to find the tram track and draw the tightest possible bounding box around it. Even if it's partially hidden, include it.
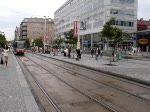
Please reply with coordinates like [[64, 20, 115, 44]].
[[16, 56, 64, 112], [17, 53, 150, 112], [27, 53, 150, 103], [17, 55, 118, 112], [27, 53, 150, 111]]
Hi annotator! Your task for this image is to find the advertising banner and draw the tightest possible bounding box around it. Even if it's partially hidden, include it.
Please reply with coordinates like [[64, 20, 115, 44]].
[[74, 21, 77, 36]]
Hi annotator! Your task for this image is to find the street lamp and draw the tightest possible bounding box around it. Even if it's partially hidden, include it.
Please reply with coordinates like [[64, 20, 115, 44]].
[[43, 16, 47, 53]]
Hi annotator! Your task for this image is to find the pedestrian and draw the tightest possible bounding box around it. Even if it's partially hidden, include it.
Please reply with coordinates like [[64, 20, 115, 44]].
[[53, 47, 56, 56], [98, 48, 100, 57], [95, 48, 99, 60], [68, 47, 71, 58], [100, 50, 103, 57], [112, 51, 114, 57], [64, 49, 66, 57], [1, 53, 3, 64], [76, 49, 80, 61], [2, 46, 9, 68], [91, 48, 94, 57]]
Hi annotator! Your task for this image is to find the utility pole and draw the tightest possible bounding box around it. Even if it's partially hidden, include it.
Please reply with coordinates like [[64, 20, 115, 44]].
[[43, 16, 46, 53]]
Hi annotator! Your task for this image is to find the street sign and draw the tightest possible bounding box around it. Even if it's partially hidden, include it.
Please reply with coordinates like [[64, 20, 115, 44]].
[[138, 38, 149, 44]]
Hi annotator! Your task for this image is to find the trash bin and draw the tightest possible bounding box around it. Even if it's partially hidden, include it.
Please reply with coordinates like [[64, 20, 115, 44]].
[[119, 53, 122, 60]]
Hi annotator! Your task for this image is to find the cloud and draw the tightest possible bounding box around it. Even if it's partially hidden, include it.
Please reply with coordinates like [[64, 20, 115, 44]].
[[0, 10, 13, 16], [138, 0, 150, 20], [3, 28, 15, 41], [1, 0, 150, 41]]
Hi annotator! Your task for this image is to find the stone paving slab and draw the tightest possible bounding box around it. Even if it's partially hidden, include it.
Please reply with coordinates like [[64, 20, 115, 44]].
[[0, 52, 40, 112]]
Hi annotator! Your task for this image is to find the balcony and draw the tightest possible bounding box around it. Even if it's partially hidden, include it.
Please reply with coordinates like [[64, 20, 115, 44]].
[[22, 32, 27, 36], [22, 23, 27, 26], [22, 27, 27, 31]]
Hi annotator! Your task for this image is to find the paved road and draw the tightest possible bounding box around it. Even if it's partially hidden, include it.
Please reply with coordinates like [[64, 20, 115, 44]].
[[36, 51, 150, 84], [0, 52, 40, 112]]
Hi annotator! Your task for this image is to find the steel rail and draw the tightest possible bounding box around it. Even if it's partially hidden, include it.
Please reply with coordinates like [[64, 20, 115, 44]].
[[16, 56, 64, 112], [22, 55, 118, 112], [27, 52, 150, 102], [27, 53, 150, 103]]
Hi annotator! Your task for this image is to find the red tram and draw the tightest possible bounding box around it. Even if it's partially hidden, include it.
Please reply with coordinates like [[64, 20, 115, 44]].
[[13, 41, 25, 55]]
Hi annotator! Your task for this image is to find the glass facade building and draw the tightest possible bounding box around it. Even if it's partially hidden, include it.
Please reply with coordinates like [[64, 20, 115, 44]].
[[54, 0, 138, 51]]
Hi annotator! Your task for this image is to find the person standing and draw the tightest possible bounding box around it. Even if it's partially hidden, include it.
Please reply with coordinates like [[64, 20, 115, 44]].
[[76, 49, 80, 61], [68, 47, 71, 58], [95, 48, 99, 60], [100, 50, 103, 57], [98, 48, 100, 57], [91, 48, 94, 57], [53, 47, 56, 56], [2, 46, 9, 68]]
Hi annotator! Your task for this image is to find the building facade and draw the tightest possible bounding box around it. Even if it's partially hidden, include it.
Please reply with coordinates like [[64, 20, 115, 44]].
[[20, 18, 54, 45], [14, 26, 20, 41], [137, 18, 150, 31], [54, 0, 138, 51]]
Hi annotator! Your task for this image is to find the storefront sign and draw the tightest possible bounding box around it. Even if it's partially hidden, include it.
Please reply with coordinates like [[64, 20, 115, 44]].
[[138, 38, 149, 44]]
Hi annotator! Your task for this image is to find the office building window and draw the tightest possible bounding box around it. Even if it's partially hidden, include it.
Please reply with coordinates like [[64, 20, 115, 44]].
[[113, 20, 134, 27], [111, 0, 134, 4], [110, 9, 134, 16], [120, 0, 134, 3]]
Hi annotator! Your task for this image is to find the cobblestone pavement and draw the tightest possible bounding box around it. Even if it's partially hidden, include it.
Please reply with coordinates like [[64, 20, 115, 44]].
[[37, 52, 150, 84], [0, 52, 40, 112]]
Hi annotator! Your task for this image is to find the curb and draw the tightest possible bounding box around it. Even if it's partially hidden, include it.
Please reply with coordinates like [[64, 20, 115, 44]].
[[34, 52, 150, 86]]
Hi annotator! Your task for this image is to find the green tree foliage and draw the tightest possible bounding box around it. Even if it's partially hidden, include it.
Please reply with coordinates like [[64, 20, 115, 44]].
[[100, 18, 130, 49], [100, 18, 130, 63], [64, 29, 77, 45], [0, 34, 7, 47], [33, 37, 43, 47], [70, 36, 77, 45], [54, 38, 64, 45], [100, 18, 115, 41], [25, 38, 30, 48]]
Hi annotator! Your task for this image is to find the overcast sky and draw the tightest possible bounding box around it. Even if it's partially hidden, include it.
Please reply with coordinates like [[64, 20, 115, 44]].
[[0, 0, 149, 41]]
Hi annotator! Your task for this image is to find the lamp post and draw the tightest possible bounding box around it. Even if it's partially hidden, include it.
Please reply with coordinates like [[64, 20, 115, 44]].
[[43, 16, 47, 53]]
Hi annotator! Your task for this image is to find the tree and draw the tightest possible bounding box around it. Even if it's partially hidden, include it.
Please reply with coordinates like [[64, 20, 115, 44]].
[[64, 29, 78, 58], [100, 18, 115, 41], [33, 37, 43, 47], [100, 18, 130, 63], [112, 27, 130, 50], [54, 38, 64, 46], [25, 38, 30, 48], [0, 34, 7, 47], [64, 29, 77, 47]]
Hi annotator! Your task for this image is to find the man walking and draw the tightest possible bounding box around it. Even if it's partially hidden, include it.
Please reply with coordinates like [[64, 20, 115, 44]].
[[95, 48, 99, 60], [91, 48, 94, 57]]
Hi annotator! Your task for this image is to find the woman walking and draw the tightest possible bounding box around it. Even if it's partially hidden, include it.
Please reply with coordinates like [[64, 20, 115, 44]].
[[2, 46, 9, 68]]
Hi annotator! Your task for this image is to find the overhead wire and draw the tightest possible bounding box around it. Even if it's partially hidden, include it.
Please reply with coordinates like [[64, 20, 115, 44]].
[[0, 8, 33, 15]]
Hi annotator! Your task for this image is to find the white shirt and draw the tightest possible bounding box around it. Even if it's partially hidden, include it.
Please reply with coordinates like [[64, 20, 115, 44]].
[[2, 49, 8, 57]]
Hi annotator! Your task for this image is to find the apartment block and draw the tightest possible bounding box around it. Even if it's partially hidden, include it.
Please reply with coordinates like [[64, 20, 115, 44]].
[[20, 18, 54, 45], [54, 0, 138, 50], [14, 26, 20, 41]]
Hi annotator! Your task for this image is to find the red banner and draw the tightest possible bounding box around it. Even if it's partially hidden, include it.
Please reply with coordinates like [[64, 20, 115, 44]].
[[74, 21, 77, 36]]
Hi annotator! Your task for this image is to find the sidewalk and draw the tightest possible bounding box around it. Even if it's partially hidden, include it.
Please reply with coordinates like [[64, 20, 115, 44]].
[[0, 52, 40, 112], [38, 52, 150, 85]]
